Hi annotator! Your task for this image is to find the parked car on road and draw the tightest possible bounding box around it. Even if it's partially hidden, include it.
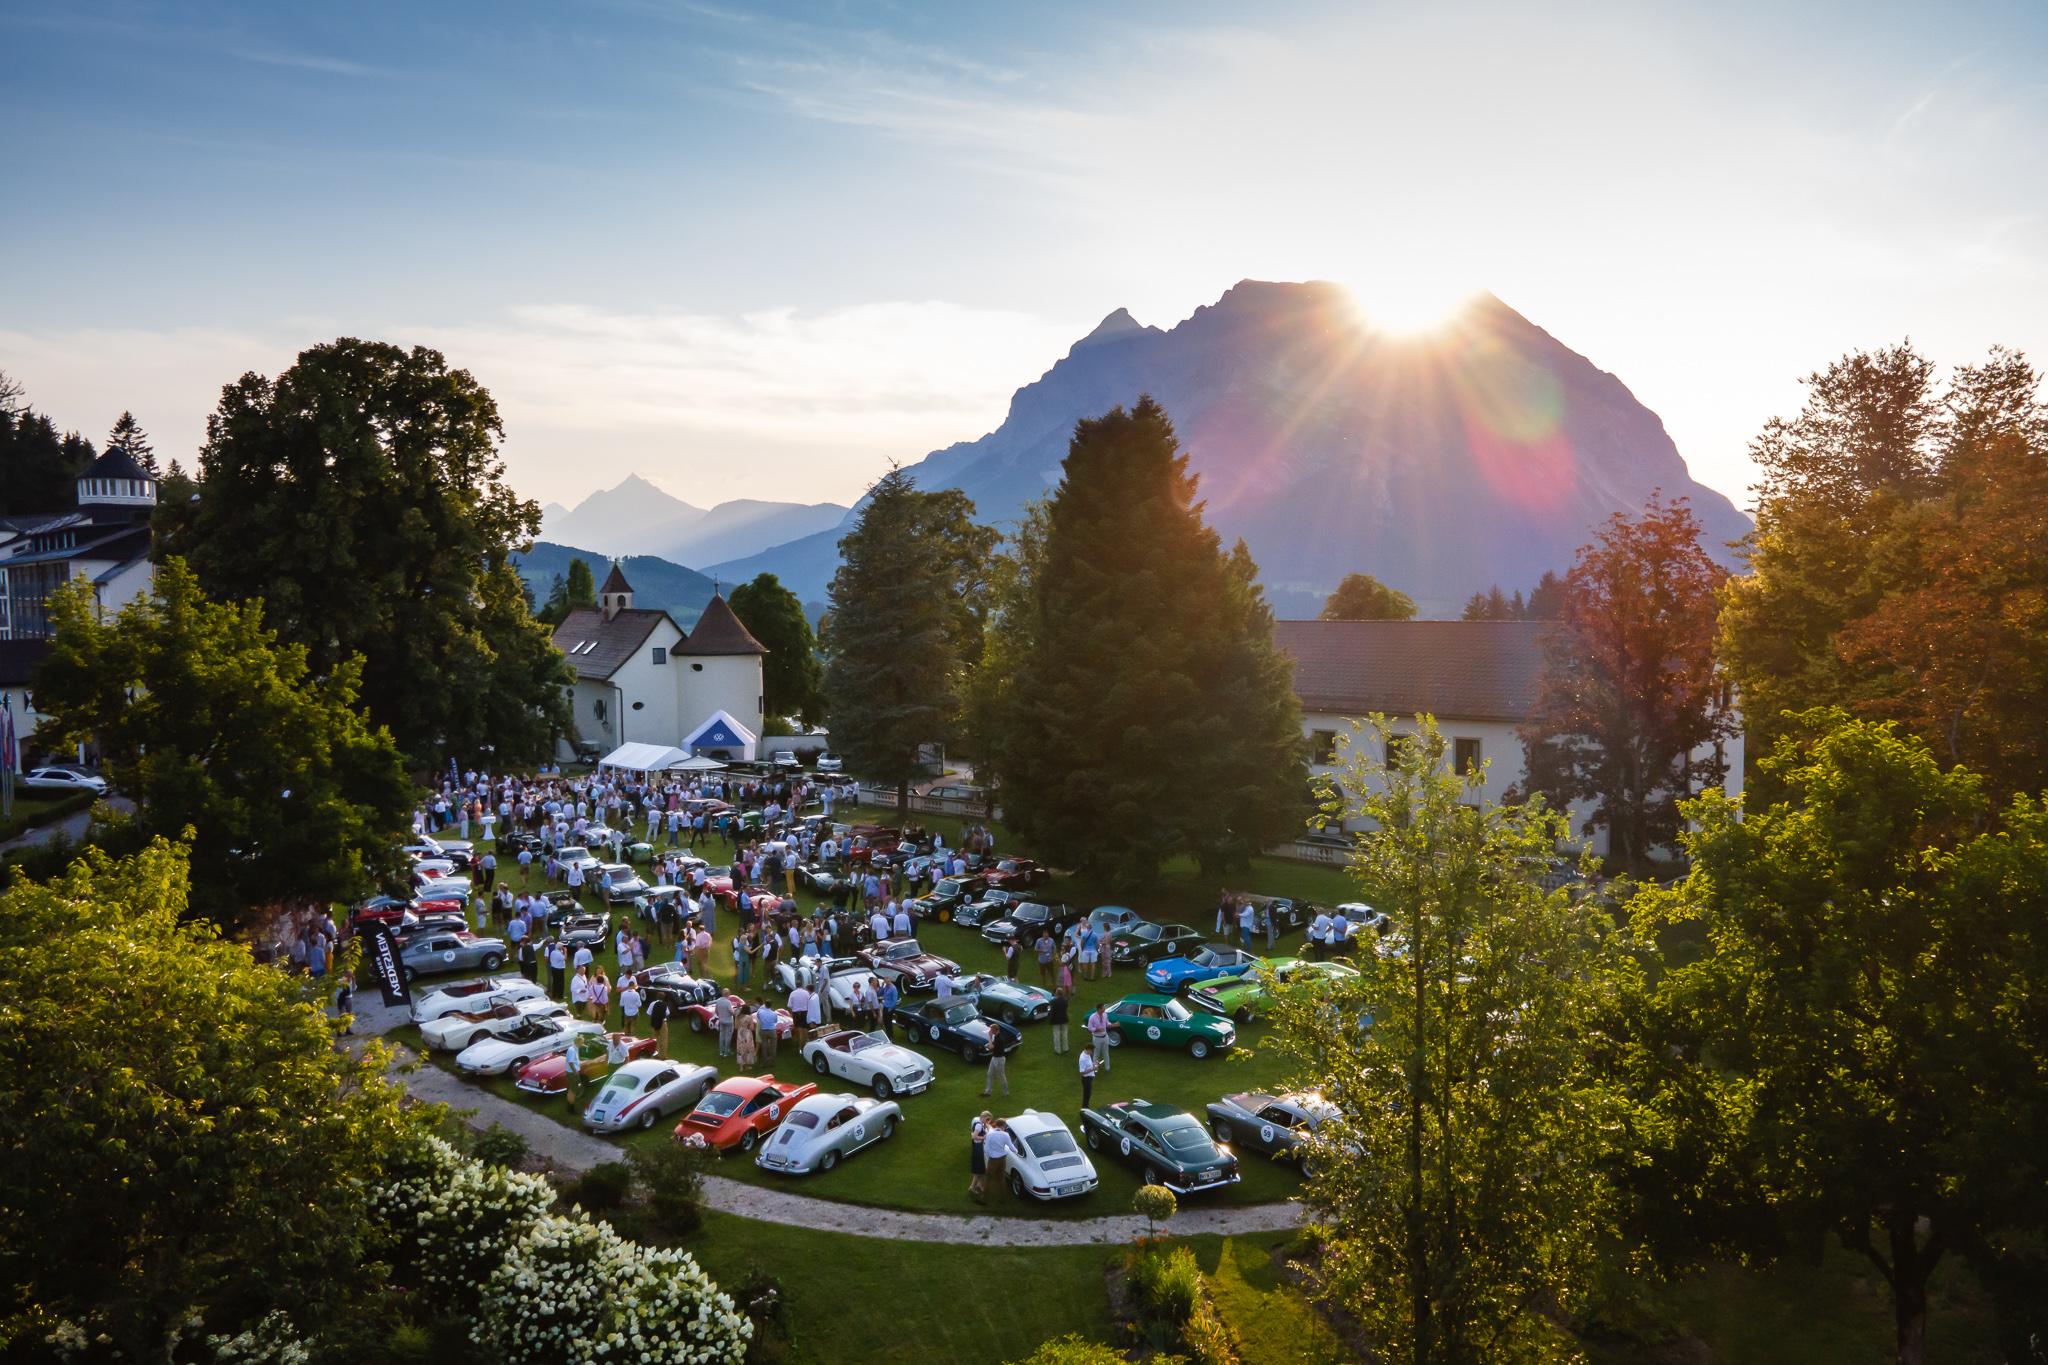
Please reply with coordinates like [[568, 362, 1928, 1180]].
[[22, 766, 108, 795]]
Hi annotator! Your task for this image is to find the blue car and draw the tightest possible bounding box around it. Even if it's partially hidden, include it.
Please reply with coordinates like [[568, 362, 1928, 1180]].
[[1144, 944, 1265, 994]]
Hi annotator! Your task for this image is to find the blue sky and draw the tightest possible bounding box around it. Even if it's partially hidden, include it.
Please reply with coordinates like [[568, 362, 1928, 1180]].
[[4, 0, 2046, 510]]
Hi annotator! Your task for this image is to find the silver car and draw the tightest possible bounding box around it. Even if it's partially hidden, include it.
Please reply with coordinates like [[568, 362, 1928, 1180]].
[[399, 930, 508, 982], [23, 767, 108, 795], [582, 1060, 721, 1133], [555, 845, 602, 877], [598, 863, 649, 903], [754, 1092, 903, 1175]]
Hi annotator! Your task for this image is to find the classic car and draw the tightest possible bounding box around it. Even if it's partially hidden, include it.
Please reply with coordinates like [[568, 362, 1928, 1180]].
[[815, 752, 843, 772], [755, 1092, 901, 1174], [554, 911, 613, 949], [674, 1075, 819, 1154], [980, 857, 1048, 890], [350, 894, 415, 930], [1001, 1109, 1100, 1201], [389, 912, 472, 948], [580, 824, 621, 849], [582, 1059, 722, 1133], [597, 863, 649, 903], [907, 876, 988, 923], [953, 888, 1027, 929], [628, 963, 722, 1010], [514, 1031, 660, 1096], [410, 857, 461, 880], [1144, 944, 1265, 994], [22, 766, 108, 795], [888, 996, 1023, 1063], [1063, 906, 1145, 948], [628, 885, 689, 925], [1204, 1090, 1341, 1172], [857, 937, 962, 992], [1107, 921, 1205, 966], [773, 751, 802, 770], [681, 994, 793, 1040], [773, 955, 882, 1011], [1187, 957, 1362, 1023], [1078, 1098, 1241, 1195], [979, 899, 1080, 946], [625, 840, 656, 863], [795, 862, 848, 896], [419, 994, 570, 1050], [412, 874, 472, 902], [431, 837, 476, 866], [1101, 992, 1238, 1058], [501, 831, 545, 854], [409, 974, 547, 1023], [952, 971, 1054, 1026], [455, 1016, 605, 1077], [398, 930, 507, 982], [554, 844, 602, 877], [799, 1028, 935, 1098]]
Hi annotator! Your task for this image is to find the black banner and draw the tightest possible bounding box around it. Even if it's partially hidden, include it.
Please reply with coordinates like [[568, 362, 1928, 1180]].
[[364, 923, 411, 1008]]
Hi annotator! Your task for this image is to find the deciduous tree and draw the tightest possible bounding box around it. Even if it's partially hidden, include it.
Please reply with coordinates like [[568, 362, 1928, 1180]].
[[1516, 495, 1735, 874], [996, 397, 1309, 888], [1322, 572, 1417, 620], [729, 571, 826, 725]]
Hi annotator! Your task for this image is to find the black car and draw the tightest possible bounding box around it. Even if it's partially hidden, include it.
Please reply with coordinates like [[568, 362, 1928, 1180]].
[[979, 900, 1080, 946], [1079, 1098, 1241, 1195], [796, 863, 847, 896], [554, 911, 612, 948], [1205, 1090, 1340, 1173], [910, 876, 990, 924], [389, 912, 471, 948], [630, 962, 721, 1010], [954, 888, 1025, 929], [888, 996, 1023, 1064], [1107, 921, 1204, 965], [501, 831, 545, 855]]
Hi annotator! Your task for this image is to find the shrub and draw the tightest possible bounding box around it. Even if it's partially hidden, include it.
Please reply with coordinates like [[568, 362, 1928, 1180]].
[[367, 1136, 555, 1315], [732, 1261, 793, 1365], [469, 1123, 529, 1169], [1132, 1183, 1177, 1235], [566, 1161, 633, 1212], [1142, 1247, 1202, 1325], [1007, 1335, 1127, 1364], [1180, 1300, 1243, 1365], [627, 1140, 708, 1234], [476, 1212, 752, 1365]]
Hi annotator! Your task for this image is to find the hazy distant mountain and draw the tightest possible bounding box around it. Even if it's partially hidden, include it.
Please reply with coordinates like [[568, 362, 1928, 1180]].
[[647, 499, 848, 576], [709, 280, 1752, 616], [541, 474, 706, 553], [512, 541, 717, 628]]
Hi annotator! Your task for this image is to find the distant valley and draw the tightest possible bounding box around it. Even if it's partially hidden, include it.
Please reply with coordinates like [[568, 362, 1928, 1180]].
[[538, 477, 847, 573]]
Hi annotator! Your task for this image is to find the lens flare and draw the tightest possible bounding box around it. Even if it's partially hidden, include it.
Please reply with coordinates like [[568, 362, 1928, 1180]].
[[1342, 275, 1480, 336]]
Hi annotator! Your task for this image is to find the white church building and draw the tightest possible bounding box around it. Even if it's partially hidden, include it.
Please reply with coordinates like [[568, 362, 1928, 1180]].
[[551, 564, 768, 765]]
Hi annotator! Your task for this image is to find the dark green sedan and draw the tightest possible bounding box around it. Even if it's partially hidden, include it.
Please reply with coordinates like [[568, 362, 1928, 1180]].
[[1106, 921, 1203, 966], [1102, 992, 1237, 1058], [1078, 1098, 1241, 1195]]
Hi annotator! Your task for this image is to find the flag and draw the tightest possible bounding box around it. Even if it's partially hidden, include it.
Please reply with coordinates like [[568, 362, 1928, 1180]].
[[363, 923, 412, 1007]]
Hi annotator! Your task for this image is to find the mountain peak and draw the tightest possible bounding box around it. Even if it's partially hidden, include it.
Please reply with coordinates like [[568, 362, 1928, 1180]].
[[1074, 307, 1157, 349]]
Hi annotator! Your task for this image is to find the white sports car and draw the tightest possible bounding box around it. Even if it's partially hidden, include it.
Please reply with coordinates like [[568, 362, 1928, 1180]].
[[799, 1028, 935, 1100], [581, 1059, 722, 1133], [455, 1016, 604, 1077], [774, 955, 883, 1013], [419, 994, 570, 1051], [1001, 1109, 1100, 1201], [410, 975, 546, 1023], [754, 1092, 903, 1175]]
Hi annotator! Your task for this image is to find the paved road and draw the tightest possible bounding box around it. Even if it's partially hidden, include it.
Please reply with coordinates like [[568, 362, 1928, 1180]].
[[0, 795, 136, 851]]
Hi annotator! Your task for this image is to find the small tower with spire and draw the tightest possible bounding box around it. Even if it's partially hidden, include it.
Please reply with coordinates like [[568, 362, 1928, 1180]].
[[600, 562, 633, 621]]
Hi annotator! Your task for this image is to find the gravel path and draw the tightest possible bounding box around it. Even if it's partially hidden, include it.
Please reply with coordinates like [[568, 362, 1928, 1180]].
[[368, 995, 1308, 1248]]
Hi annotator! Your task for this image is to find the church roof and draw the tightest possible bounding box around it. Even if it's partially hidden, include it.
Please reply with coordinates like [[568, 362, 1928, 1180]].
[[1272, 619, 1546, 724], [551, 607, 679, 682], [677, 593, 767, 656], [600, 562, 632, 596], [80, 448, 153, 482]]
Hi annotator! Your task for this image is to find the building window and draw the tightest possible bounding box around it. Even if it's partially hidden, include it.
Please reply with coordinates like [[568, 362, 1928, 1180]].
[[652, 647, 667, 665], [631, 701, 644, 710], [691, 663, 703, 672], [1310, 729, 1337, 765], [1454, 737, 1482, 776], [1383, 734, 1416, 770]]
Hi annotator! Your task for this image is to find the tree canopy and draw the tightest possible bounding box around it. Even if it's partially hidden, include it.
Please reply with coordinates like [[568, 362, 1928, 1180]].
[[157, 338, 572, 767], [0, 371, 96, 516], [1320, 572, 1417, 620], [730, 571, 826, 725], [537, 556, 599, 626], [1459, 570, 1564, 621], [32, 559, 412, 930], [994, 396, 1309, 888], [1516, 495, 1735, 874], [105, 410, 158, 476]]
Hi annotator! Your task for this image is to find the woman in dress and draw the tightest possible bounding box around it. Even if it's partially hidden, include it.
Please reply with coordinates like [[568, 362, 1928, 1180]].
[[735, 999, 760, 1068], [969, 1111, 991, 1204]]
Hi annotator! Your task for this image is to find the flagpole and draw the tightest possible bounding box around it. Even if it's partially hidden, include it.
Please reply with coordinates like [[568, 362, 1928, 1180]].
[[3, 694, 16, 823]]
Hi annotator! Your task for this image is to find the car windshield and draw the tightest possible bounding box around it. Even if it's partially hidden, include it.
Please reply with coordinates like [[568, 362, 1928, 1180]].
[[1160, 1124, 1212, 1152], [887, 943, 919, 959], [943, 1003, 979, 1026], [1026, 1129, 1077, 1158], [788, 1111, 820, 1130], [1130, 925, 1160, 941], [1163, 999, 1192, 1021], [936, 880, 967, 895], [558, 847, 588, 860], [695, 1091, 744, 1117], [1015, 905, 1047, 923]]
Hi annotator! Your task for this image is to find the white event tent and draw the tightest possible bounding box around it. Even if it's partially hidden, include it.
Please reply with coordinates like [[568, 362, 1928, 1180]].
[[596, 742, 691, 772]]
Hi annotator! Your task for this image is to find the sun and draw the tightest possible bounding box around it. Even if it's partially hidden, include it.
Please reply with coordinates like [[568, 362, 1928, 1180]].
[[1339, 274, 1482, 337]]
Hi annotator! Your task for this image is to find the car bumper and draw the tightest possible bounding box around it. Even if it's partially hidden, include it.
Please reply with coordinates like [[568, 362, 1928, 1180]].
[[513, 1076, 563, 1095], [1160, 1169, 1241, 1195], [755, 1151, 810, 1173], [1029, 1174, 1099, 1200]]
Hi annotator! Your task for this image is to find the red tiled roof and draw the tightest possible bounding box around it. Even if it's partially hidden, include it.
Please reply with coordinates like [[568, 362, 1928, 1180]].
[[551, 608, 676, 681], [1272, 620, 1545, 723], [678, 593, 767, 656]]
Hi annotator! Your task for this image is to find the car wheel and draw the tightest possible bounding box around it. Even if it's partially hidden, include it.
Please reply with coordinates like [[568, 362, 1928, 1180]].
[[401, 965, 416, 983], [1233, 1007, 1252, 1026], [821, 1148, 839, 1171], [1003, 1006, 1021, 1026], [640, 1109, 658, 1130], [1145, 1165, 1165, 1188], [688, 1014, 705, 1033], [873, 1076, 893, 1099], [1085, 1126, 1103, 1151], [1105, 1029, 1122, 1048], [1299, 1154, 1322, 1180], [961, 1044, 984, 1064], [507, 1057, 528, 1072], [480, 953, 502, 970], [812, 1054, 829, 1075], [740, 1128, 758, 1152], [1189, 1039, 1211, 1060], [880, 1117, 896, 1141], [469, 1031, 491, 1049], [1009, 1168, 1026, 1199], [939, 907, 952, 923], [1212, 1119, 1232, 1144]]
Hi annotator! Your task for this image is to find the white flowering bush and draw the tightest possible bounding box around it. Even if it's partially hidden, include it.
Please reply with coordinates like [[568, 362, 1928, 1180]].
[[368, 1135, 555, 1314], [477, 1212, 753, 1365], [206, 1312, 310, 1365]]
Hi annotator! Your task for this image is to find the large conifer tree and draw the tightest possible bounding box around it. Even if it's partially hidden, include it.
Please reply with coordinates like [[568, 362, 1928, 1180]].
[[997, 396, 1308, 888]]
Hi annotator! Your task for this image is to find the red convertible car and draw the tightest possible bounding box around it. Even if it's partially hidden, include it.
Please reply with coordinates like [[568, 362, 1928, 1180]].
[[675, 1075, 819, 1153], [681, 994, 793, 1039], [513, 1031, 659, 1096], [981, 858, 1048, 890]]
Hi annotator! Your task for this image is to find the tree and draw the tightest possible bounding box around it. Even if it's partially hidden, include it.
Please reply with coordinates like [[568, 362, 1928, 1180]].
[[158, 338, 572, 767], [31, 560, 412, 930], [1267, 716, 1628, 1365], [996, 397, 1309, 888], [537, 557, 598, 626], [0, 840, 426, 1363], [729, 571, 826, 724], [959, 499, 1049, 766], [105, 410, 158, 476], [1460, 572, 1566, 622], [0, 373, 95, 515], [1321, 572, 1417, 620], [1626, 713, 2048, 1365], [824, 469, 966, 821], [1516, 495, 1735, 874]]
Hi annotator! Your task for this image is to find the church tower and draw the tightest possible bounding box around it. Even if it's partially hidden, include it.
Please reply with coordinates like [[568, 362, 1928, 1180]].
[[599, 563, 633, 621]]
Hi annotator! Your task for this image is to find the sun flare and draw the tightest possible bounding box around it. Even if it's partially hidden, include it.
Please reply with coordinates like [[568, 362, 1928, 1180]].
[[1340, 275, 1483, 337]]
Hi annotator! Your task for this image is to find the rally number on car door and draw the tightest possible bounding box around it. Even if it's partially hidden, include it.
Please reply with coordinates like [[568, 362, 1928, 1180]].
[[1147, 1026, 1161, 1041]]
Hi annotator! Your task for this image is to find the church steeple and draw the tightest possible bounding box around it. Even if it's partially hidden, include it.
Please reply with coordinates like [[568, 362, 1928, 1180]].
[[600, 562, 633, 620]]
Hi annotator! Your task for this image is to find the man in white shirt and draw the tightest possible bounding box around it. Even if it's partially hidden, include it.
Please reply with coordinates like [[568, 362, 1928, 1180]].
[[982, 1119, 1014, 1203], [1310, 911, 1332, 959], [1079, 1047, 1097, 1112], [572, 942, 594, 973], [788, 985, 812, 1047], [933, 971, 953, 999], [870, 908, 890, 943], [893, 904, 912, 937], [619, 981, 642, 1035]]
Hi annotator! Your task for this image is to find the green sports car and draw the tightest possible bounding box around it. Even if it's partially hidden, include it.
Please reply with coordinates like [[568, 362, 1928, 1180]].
[[1187, 957, 1361, 1024], [1101, 992, 1237, 1059], [1078, 1098, 1241, 1195], [951, 971, 1054, 1026]]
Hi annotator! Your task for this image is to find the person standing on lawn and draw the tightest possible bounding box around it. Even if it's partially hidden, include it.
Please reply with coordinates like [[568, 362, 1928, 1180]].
[[620, 978, 642, 1035], [1086, 1003, 1111, 1073], [969, 1112, 990, 1204], [982, 1041, 1009, 1098], [547, 937, 567, 999], [1049, 986, 1070, 1055], [646, 992, 671, 1059], [1078, 1046, 1096, 1113], [735, 1001, 759, 1068], [692, 925, 713, 979], [1035, 930, 1056, 986], [714, 992, 734, 1058], [880, 978, 899, 1040], [569, 966, 590, 1018], [756, 996, 779, 1062], [562, 1031, 584, 1111], [983, 1118, 1013, 1203]]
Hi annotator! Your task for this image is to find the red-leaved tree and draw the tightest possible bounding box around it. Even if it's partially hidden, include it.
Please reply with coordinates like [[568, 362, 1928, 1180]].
[[1515, 495, 1737, 873]]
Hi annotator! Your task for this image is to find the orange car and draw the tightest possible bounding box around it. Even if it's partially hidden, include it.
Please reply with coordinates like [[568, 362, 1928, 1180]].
[[674, 1074, 818, 1155]]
